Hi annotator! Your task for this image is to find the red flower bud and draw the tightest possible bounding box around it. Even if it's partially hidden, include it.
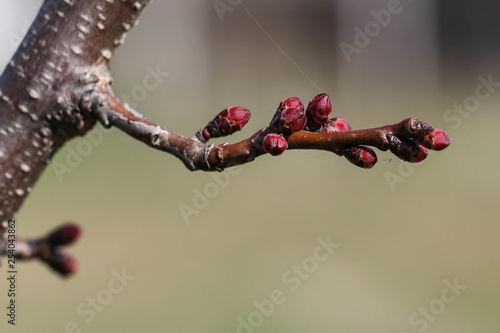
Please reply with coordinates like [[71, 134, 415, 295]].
[[389, 138, 428, 163], [47, 252, 78, 276], [320, 117, 351, 133], [263, 133, 288, 156], [278, 97, 304, 113], [344, 146, 377, 169], [47, 223, 81, 247], [306, 93, 333, 131], [418, 129, 450, 151], [270, 107, 306, 135], [411, 145, 428, 163], [205, 106, 251, 139]]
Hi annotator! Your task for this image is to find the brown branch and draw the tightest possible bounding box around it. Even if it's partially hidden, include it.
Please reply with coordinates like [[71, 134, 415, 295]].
[[0, 0, 450, 275], [92, 87, 449, 172]]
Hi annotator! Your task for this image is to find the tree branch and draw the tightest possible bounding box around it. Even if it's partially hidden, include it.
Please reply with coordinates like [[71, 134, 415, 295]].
[[92, 87, 449, 172], [0, 0, 450, 275]]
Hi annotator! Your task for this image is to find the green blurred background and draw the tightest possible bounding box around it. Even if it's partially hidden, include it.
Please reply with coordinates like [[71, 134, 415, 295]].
[[1, 1, 499, 332]]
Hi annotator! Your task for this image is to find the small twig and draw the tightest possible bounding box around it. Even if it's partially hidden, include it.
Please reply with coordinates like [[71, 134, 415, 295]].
[[1, 223, 80, 276]]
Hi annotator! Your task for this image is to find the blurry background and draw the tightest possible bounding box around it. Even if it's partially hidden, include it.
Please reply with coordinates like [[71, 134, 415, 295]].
[[1, 0, 499, 332]]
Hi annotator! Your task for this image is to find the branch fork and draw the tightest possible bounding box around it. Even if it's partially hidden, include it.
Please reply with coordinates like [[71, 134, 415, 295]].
[[2, 223, 81, 276]]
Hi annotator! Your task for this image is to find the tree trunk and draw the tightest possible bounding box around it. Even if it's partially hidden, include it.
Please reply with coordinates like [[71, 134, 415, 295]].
[[0, 0, 150, 226]]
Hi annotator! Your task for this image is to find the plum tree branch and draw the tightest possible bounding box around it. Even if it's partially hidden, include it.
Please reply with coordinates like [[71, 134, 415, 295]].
[[93, 86, 449, 172], [0, 0, 450, 275]]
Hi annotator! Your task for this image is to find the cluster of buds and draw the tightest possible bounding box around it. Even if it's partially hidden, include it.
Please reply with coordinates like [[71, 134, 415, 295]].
[[384, 118, 449, 163], [267, 93, 450, 168], [263, 93, 380, 168], [263, 97, 307, 155], [36, 223, 81, 276], [199, 93, 450, 169]]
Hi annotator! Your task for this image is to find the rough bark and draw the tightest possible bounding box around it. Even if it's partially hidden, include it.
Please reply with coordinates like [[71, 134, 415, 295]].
[[0, 0, 149, 232]]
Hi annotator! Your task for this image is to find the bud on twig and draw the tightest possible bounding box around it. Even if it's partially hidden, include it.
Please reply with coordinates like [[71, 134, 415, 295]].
[[417, 129, 450, 151], [47, 252, 78, 276], [388, 135, 428, 163], [306, 93, 333, 131], [263, 133, 288, 156], [32, 223, 82, 277], [320, 117, 351, 133], [47, 223, 81, 247], [269, 107, 306, 136], [343, 146, 377, 169], [201, 106, 251, 141], [278, 97, 304, 113]]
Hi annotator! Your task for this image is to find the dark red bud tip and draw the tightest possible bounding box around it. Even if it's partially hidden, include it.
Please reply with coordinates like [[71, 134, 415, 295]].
[[411, 145, 428, 163], [263, 133, 288, 156], [344, 146, 377, 169], [270, 107, 306, 135], [205, 106, 251, 139], [306, 93, 333, 131], [390, 139, 428, 163], [418, 129, 450, 151], [278, 97, 304, 112], [47, 223, 81, 247], [48, 252, 78, 276], [320, 117, 351, 133]]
